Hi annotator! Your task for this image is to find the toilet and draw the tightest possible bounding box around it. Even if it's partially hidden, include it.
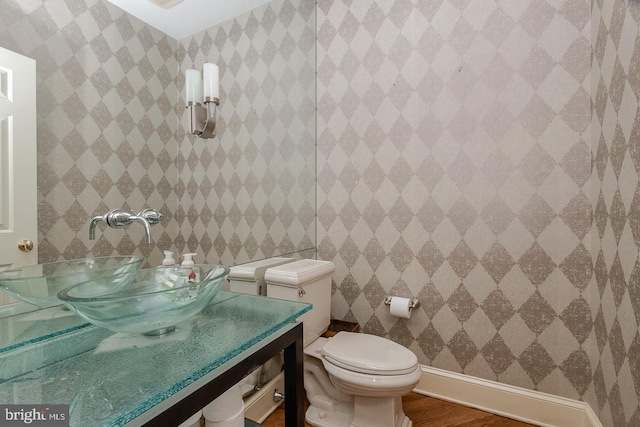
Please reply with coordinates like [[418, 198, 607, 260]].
[[265, 259, 421, 427]]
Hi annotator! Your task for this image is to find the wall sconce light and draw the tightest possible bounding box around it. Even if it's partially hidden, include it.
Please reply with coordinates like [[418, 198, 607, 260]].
[[185, 63, 219, 139]]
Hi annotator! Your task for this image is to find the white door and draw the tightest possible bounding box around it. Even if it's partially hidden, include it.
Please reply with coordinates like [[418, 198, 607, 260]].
[[0, 47, 37, 304]]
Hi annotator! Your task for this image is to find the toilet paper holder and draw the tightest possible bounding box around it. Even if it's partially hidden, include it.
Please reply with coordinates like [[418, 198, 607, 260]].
[[384, 296, 420, 309]]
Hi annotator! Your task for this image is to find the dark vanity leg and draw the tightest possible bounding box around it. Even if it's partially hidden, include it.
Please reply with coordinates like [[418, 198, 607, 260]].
[[283, 322, 304, 427]]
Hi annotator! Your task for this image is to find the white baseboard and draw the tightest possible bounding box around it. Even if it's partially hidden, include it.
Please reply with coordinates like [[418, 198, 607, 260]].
[[413, 365, 603, 427]]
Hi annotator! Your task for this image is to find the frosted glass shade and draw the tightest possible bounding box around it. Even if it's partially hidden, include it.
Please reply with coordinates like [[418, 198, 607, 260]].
[[203, 63, 219, 99], [185, 69, 202, 104]]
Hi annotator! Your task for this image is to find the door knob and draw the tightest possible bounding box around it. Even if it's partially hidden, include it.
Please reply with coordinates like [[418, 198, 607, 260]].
[[18, 239, 34, 252]]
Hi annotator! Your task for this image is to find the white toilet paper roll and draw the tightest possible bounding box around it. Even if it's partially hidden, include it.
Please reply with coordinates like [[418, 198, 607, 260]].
[[389, 297, 412, 319]]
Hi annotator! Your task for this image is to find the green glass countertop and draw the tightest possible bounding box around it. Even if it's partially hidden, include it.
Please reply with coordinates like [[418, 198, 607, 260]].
[[0, 292, 311, 426], [0, 304, 89, 353]]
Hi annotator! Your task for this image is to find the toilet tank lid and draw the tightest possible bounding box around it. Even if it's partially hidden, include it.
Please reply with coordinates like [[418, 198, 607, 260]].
[[320, 332, 418, 375], [264, 259, 335, 287], [229, 257, 294, 281]]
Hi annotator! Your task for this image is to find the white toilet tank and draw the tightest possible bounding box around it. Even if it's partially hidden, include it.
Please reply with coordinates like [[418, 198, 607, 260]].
[[265, 259, 335, 347], [228, 257, 294, 296]]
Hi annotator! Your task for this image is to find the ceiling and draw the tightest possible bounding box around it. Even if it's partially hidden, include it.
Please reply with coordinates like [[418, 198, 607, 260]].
[[106, 0, 272, 40]]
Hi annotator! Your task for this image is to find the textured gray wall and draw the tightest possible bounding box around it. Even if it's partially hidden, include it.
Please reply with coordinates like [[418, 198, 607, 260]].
[[316, 0, 594, 406], [0, 0, 316, 268], [175, 0, 317, 266], [591, 0, 640, 425], [0, 0, 179, 266]]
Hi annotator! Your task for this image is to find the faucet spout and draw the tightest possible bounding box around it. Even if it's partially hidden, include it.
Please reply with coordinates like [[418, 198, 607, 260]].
[[89, 215, 105, 240]]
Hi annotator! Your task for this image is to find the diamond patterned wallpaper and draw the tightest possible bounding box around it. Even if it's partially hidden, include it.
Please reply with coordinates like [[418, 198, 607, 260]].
[[0, 0, 315, 270], [175, 0, 317, 267], [0, 0, 179, 267], [316, 0, 595, 403], [591, 0, 640, 425]]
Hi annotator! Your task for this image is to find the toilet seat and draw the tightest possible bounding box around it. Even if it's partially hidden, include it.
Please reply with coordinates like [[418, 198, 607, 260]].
[[320, 332, 418, 376], [321, 357, 422, 396]]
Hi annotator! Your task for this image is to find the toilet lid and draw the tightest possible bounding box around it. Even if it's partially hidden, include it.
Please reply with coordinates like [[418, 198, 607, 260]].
[[320, 332, 418, 376]]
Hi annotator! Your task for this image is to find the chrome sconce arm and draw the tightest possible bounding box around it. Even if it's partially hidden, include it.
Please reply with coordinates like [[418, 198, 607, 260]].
[[89, 208, 163, 244], [187, 96, 219, 139]]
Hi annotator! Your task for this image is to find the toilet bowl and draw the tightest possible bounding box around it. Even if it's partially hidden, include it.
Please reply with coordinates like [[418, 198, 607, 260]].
[[303, 333, 420, 427], [319, 332, 422, 396], [265, 260, 420, 427]]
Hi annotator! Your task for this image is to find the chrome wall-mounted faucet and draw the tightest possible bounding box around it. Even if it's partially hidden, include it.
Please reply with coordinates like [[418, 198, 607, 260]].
[[89, 208, 163, 244]]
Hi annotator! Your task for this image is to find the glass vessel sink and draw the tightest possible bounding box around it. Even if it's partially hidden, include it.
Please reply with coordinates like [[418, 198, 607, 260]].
[[0, 256, 142, 308], [58, 265, 229, 335]]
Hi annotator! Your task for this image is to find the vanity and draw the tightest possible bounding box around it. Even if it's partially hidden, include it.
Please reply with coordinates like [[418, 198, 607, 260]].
[[0, 292, 310, 426]]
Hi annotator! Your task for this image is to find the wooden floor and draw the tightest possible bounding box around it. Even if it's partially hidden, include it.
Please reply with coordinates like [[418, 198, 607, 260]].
[[261, 392, 534, 427]]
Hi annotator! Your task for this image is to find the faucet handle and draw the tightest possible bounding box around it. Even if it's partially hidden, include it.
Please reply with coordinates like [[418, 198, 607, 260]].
[[137, 208, 163, 226], [105, 209, 134, 228]]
